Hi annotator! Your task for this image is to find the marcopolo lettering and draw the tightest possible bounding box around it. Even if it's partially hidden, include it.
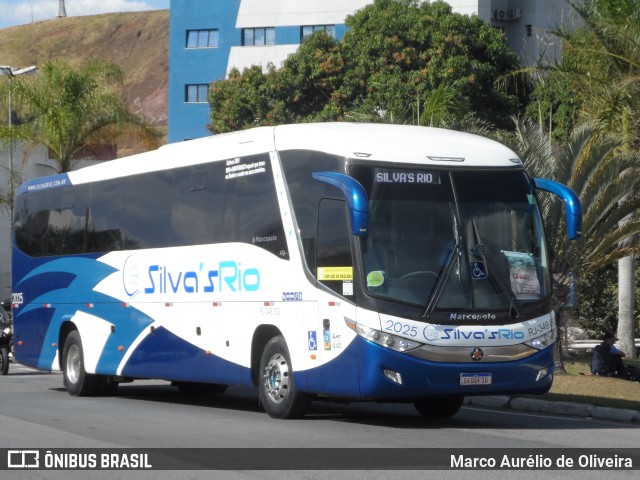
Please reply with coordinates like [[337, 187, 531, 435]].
[[253, 235, 278, 243], [450, 313, 497, 321], [143, 260, 260, 295]]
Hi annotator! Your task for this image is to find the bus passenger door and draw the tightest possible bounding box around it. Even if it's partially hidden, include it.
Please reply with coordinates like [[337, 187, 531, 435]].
[[315, 199, 360, 396]]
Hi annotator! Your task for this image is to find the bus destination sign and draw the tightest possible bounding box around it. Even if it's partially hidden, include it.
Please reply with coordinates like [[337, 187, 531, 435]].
[[375, 170, 441, 185]]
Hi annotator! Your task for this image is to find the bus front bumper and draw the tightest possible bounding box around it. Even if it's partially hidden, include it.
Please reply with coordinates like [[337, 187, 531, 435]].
[[310, 336, 555, 400]]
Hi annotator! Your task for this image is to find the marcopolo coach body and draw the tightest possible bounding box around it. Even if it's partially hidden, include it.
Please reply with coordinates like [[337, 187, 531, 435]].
[[11, 123, 581, 418]]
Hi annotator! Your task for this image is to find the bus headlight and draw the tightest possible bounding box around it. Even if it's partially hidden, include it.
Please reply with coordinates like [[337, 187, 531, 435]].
[[345, 318, 422, 352], [525, 328, 556, 350]]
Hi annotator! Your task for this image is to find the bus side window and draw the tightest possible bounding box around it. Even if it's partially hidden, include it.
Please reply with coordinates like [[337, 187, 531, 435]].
[[280, 150, 344, 273], [171, 164, 224, 246], [316, 199, 355, 297], [222, 154, 288, 258], [14, 197, 50, 257]]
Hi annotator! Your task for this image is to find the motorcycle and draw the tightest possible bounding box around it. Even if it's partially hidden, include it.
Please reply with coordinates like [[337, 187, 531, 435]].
[[0, 310, 12, 375]]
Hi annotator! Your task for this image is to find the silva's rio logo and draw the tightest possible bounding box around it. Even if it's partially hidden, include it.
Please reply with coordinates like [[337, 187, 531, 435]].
[[122, 256, 260, 298], [441, 328, 525, 341]]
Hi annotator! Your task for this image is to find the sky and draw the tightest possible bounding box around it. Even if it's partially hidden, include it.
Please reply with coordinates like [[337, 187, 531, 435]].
[[0, 0, 170, 30]]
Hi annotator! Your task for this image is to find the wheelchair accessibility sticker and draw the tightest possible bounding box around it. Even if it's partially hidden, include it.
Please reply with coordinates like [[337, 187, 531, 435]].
[[308, 331, 318, 351], [471, 261, 487, 279]]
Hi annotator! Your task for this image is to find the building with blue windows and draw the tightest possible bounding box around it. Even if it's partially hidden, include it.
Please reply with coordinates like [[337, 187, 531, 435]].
[[168, 0, 574, 143], [168, 0, 371, 143]]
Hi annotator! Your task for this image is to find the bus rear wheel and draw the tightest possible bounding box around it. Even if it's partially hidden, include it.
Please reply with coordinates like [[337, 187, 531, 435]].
[[62, 330, 101, 396], [259, 335, 310, 419], [413, 396, 464, 418]]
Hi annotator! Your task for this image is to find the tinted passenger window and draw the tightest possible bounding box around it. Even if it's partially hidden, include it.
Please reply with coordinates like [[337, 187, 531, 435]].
[[222, 154, 288, 259], [122, 171, 174, 249], [280, 150, 345, 271], [15, 154, 287, 259], [171, 164, 224, 247]]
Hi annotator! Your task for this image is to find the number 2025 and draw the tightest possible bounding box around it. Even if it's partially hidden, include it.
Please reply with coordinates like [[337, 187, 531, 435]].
[[384, 320, 418, 337]]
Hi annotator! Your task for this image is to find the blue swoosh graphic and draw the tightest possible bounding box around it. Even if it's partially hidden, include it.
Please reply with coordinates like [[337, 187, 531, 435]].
[[15, 256, 155, 371]]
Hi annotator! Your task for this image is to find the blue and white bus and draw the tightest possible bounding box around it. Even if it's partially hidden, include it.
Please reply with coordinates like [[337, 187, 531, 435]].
[[11, 123, 581, 419]]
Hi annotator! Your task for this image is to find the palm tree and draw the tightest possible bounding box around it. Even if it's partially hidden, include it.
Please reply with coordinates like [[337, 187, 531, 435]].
[[0, 59, 158, 174], [570, 1, 640, 358], [534, 0, 640, 356], [506, 118, 640, 365], [344, 82, 471, 127]]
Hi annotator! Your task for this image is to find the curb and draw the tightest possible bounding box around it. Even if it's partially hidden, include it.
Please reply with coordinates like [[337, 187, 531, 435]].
[[464, 396, 640, 423]]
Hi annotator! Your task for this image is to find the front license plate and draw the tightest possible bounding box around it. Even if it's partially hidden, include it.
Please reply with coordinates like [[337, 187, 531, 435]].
[[460, 373, 492, 385]]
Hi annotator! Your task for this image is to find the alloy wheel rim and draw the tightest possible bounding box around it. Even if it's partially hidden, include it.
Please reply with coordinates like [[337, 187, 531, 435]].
[[263, 353, 289, 403], [66, 344, 81, 384]]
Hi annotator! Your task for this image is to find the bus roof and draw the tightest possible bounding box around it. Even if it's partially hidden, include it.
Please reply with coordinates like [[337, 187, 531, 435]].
[[273, 123, 521, 166], [21, 123, 523, 190]]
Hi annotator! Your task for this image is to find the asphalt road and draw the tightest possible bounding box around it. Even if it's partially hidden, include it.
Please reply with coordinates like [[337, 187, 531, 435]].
[[1, 362, 638, 480]]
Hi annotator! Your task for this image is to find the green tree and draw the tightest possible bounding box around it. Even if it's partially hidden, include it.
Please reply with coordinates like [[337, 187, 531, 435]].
[[340, 0, 522, 129], [575, 265, 619, 337], [272, 32, 345, 123], [508, 119, 640, 362], [575, 264, 640, 340], [557, 0, 640, 356], [551, 1, 640, 140], [525, 74, 582, 143], [525, 0, 640, 354], [529, 0, 640, 136], [0, 59, 158, 173], [513, 120, 640, 279], [208, 0, 523, 132]]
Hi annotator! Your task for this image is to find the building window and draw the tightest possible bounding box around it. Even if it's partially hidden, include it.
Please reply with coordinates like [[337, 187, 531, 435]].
[[186, 29, 219, 48], [301, 25, 336, 41], [526, 24, 533, 37], [185, 84, 209, 103], [242, 27, 275, 46]]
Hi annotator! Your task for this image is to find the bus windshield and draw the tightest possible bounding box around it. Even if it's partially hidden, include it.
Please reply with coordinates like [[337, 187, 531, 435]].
[[350, 166, 550, 314]]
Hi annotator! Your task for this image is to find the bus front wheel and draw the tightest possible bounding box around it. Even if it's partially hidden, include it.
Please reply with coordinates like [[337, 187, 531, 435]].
[[413, 396, 464, 418], [62, 330, 101, 396], [259, 335, 310, 419]]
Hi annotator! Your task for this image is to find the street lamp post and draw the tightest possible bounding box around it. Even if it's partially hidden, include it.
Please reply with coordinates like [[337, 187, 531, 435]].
[[0, 65, 37, 223]]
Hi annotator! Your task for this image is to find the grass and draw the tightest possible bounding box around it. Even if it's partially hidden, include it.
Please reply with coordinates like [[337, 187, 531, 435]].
[[523, 355, 640, 411]]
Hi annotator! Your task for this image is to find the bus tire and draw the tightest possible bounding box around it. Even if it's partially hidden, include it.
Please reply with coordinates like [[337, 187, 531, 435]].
[[0, 346, 9, 375], [413, 396, 464, 418], [62, 330, 101, 396], [259, 335, 310, 419]]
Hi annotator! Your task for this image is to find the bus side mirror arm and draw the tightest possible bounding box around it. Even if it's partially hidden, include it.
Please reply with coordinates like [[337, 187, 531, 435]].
[[312, 172, 369, 235], [533, 178, 582, 240]]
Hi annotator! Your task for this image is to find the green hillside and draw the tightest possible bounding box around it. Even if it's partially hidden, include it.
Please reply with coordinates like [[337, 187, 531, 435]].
[[0, 10, 169, 126]]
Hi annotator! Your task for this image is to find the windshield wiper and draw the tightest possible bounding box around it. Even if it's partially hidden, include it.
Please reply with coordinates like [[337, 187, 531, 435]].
[[422, 242, 462, 318]]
